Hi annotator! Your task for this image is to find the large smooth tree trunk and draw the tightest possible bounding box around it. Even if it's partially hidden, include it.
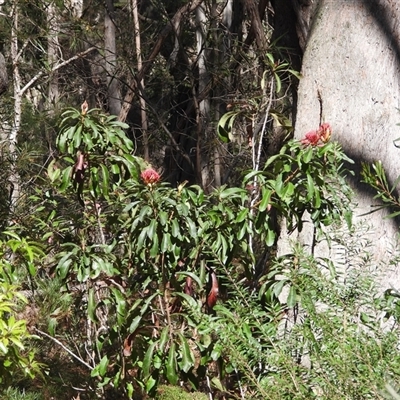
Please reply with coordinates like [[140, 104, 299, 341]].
[[279, 0, 400, 289]]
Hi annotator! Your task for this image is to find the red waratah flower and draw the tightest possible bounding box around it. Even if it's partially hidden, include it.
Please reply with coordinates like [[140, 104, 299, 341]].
[[141, 168, 161, 185], [318, 123, 332, 143], [301, 130, 320, 146], [301, 123, 332, 146]]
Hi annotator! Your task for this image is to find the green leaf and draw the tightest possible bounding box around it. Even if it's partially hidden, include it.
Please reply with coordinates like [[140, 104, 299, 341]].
[[274, 72, 282, 93], [272, 279, 287, 297], [313, 188, 321, 208], [147, 219, 157, 239], [129, 316, 142, 334], [83, 131, 94, 150], [57, 255, 73, 280], [149, 234, 159, 258], [59, 166, 73, 192], [217, 111, 238, 143], [259, 188, 272, 212], [111, 163, 120, 175], [274, 174, 284, 197], [302, 146, 313, 164], [73, 124, 83, 149], [98, 355, 109, 376], [178, 333, 194, 373], [218, 186, 245, 199], [186, 218, 197, 239], [175, 292, 198, 308], [142, 341, 157, 379], [110, 287, 127, 325], [306, 173, 315, 200], [57, 131, 68, 153], [137, 228, 148, 249], [211, 377, 225, 392], [171, 219, 181, 239], [159, 327, 169, 353], [87, 288, 97, 323], [265, 229, 275, 247], [385, 210, 400, 219], [235, 208, 248, 223], [100, 164, 110, 198], [161, 233, 171, 253], [287, 286, 297, 308], [175, 271, 203, 289], [126, 383, 134, 398], [91, 355, 109, 378], [145, 375, 157, 393], [166, 342, 178, 385]]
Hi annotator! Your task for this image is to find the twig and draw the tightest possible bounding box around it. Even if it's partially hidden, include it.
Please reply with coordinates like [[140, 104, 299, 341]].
[[20, 47, 97, 96], [33, 327, 94, 371]]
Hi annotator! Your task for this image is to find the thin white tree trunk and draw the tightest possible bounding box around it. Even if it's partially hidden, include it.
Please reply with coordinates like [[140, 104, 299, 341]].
[[196, 3, 211, 188], [131, 0, 149, 161], [47, 1, 60, 109], [9, 0, 22, 212], [104, 0, 121, 115]]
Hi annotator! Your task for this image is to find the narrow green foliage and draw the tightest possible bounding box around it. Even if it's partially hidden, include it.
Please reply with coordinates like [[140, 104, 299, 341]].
[[0, 234, 43, 389], [361, 161, 400, 218]]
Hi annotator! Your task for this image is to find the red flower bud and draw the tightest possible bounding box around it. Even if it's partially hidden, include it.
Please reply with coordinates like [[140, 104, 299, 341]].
[[301, 130, 320, 146], [318, 123, 332, 143], [141, 168, 161, 185]]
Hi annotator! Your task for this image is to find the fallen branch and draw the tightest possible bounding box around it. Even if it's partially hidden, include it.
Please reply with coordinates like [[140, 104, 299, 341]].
[[34, 327, 94, 371]]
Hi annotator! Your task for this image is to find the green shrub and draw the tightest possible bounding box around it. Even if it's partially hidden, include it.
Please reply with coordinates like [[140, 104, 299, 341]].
[[156, 385, 208, 400], [0, 232, 43, 389], [1, 387, 43, 400]]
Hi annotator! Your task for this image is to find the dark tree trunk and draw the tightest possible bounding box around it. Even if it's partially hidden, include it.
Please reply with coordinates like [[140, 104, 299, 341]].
[[0, 53, 8, 95]]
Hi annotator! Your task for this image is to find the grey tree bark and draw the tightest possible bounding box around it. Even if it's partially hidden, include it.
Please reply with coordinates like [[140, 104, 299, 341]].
[[47, 1, 60, 109], [104, 0, 121, 115], [279, 0, 400, 290]]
